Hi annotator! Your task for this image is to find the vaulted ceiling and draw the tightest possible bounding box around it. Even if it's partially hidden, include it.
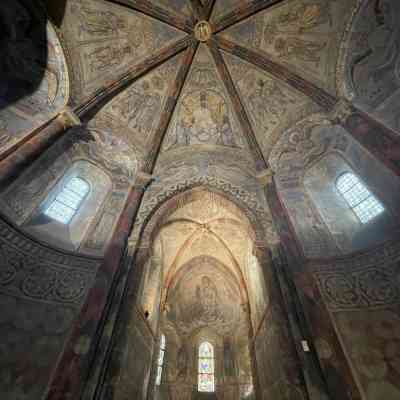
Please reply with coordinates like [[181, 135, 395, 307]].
[[58, 0, 358, 170]]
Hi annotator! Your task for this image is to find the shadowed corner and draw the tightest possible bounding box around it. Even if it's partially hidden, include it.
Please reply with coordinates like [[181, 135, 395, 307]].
[[0, 0, 66, 112]]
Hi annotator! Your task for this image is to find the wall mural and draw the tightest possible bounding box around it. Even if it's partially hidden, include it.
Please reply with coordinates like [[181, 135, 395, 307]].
[[269, 113, 400, 257], [342, 0, 400, 133], [98, 54, 183, 152], [0, 126, 137, 255], [212, 0, 250, 21], [313, 241, 400, 400], [60, 0, 186, 104], [269, 115, 343, 258], [0, 217, 99, 400], [166, 256, 245, 336], [162, 45, 244, 151], [152, 0, 192, 16], [220, 0, 358, 94], [223, 51, 319, 158], [0, 1, 68, 155]]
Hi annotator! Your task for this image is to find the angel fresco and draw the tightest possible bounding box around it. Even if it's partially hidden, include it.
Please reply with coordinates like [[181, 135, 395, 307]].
[[111, 81, 162, 135], [274, 37, 326, 64], [75, 2, 127, 38], [350, 0, 400, 104], [277, 3, 331, 33], [263, 2, 331, 42], [87, 44, 132, 73], [247, 77, 296, 128]]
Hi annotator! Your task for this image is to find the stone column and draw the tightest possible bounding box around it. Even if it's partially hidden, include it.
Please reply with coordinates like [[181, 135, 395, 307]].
[[46, 173, 152, 400], [0, 107, 80, 186], [265, 177, 333, 400]]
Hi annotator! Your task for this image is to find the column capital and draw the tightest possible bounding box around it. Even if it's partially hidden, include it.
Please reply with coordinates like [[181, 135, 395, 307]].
[[329, 98, 354, 125], [256, 168, 274, 187], [57, 107, 81, 130], [135, 171, 154, 188]]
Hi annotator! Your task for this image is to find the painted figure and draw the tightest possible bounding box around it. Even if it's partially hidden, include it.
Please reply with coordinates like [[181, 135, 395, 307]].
[[274, 37, 326, 64]]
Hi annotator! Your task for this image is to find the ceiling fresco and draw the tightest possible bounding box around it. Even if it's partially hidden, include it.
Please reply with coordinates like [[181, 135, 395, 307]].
[[60, 0, 187, 104], [341, 0, 400, 133], [0, 9, 68, 156], [211, 0, 255, 22], [151, 0, 192, 16], [52, 0, 360, 168], [95, 54, 184, 155], [161, 45, 245, 152], [222, 51, 319, 157], [219, 0, 357, 94], [167, 256, 244, 336]]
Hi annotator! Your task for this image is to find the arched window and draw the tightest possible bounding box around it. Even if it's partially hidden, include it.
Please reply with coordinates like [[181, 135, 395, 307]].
[[198, 341, 215, 392], [336, 172, 384, 224], [45, 177, 90, 224], [155, 334, 166, 386]]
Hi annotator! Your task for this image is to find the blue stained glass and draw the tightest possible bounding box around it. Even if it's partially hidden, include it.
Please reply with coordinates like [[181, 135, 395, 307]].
[[199, 358, 214, 374], [336, 172, 384, 224]]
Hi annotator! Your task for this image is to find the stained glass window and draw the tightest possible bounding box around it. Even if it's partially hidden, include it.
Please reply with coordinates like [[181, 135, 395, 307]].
[[198, 341, 215, 392], [336, 172, 384, 224], [156, 334, 166, 386], [45, 177, 90, 224]]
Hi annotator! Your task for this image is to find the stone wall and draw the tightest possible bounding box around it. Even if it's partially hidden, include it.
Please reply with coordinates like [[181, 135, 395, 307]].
[[0, 1, 69, 157], [269, 114, 400, 258], [0, 126, 137, 256], [301, 240, 400, 400], [253, 254, 307, 400], [0, 216, 100, 400], [341, 0, 400, 135]]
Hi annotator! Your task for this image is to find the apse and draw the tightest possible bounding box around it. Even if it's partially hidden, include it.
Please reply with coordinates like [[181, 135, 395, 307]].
[[1, 1, 400, 400], [99, 189, 306, 400]]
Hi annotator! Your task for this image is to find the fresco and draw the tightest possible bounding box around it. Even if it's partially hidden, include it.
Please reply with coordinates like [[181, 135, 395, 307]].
[[97, 54, 183, 152], [166, 256, 245, 336], [212, 0, 251, 21], [223, 51, 318, 158], [342, 0, 400, 134], [270, 113, 400, 258], [0, 1, 68, 156], [60, 0, 187, 104], [162, 45, 244, 151], [0, 218, 99, 400], [220, 0, 358, 94], [152, 0, 192, 16], [314, 243, 400, 400], [0, 125, 137, 255]]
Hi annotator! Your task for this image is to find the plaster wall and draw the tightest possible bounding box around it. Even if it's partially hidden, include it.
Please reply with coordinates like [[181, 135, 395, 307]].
[[0, 126, 136, 256], [309, 241, 400, 400], [0, 217, 100, 400]]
